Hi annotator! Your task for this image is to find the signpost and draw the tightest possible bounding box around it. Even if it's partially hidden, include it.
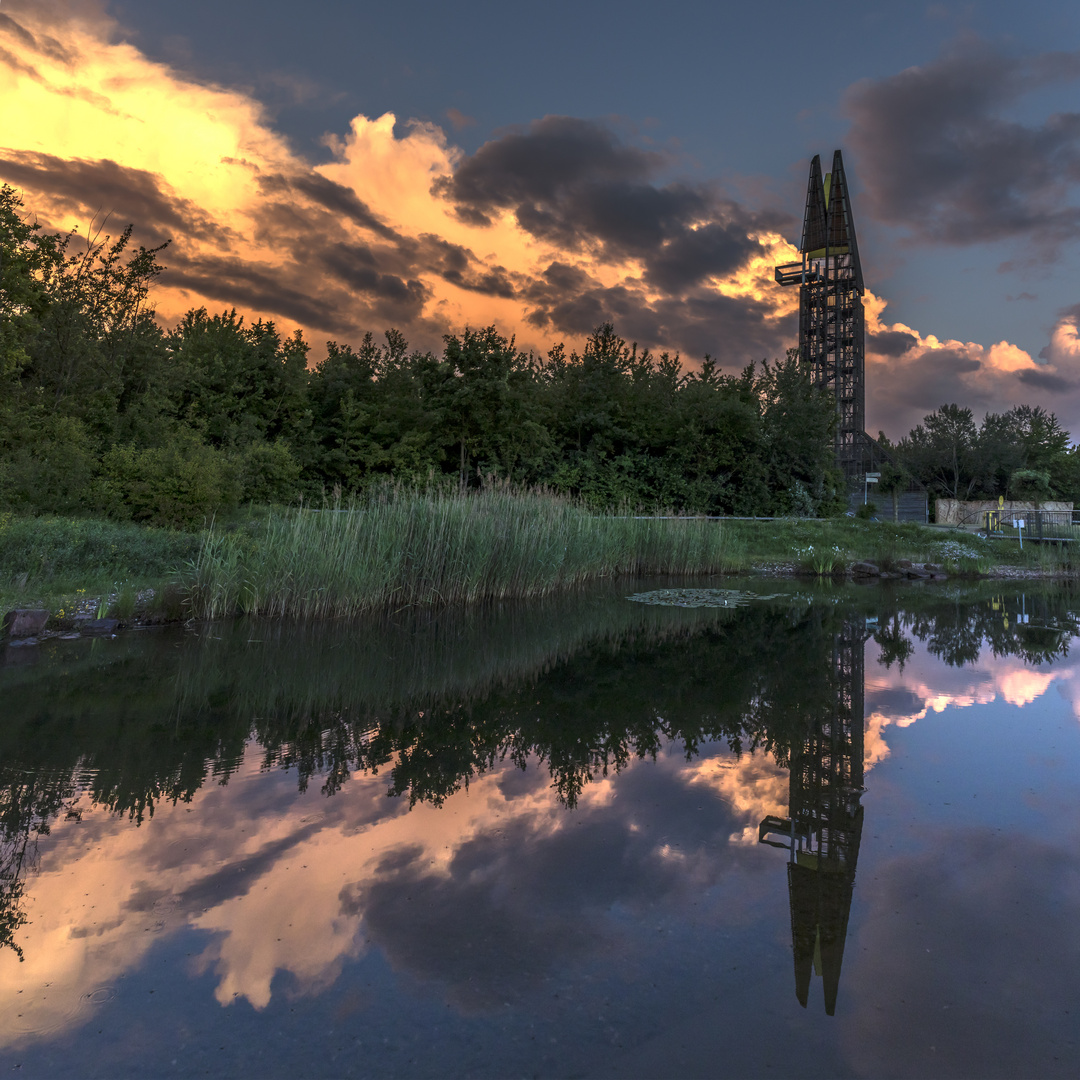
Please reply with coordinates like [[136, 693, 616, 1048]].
[[864, 472, 880, 506]]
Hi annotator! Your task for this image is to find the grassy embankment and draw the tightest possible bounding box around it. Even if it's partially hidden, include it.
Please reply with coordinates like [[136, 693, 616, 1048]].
[[0, 491, 1074, 623]]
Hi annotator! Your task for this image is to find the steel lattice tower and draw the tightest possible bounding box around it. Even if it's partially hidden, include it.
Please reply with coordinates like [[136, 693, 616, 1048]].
[[759, 617, 866, 1015], [775, 150, 866, 485]]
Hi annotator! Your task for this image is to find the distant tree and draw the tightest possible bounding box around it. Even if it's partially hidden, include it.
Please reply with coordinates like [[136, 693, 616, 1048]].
[[757, 349, 842, 516], [876, 461, 910, 522], [900, 404, 979, 500], [894, 403, 1075, 508], [1008, 468, 1052, 504]]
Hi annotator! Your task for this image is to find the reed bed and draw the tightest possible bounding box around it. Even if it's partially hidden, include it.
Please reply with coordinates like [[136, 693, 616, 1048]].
[[182, 488, 742, 620]]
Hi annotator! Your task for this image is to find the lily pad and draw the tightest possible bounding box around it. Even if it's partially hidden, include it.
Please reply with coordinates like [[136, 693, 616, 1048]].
[[627, 588, 781, 608]]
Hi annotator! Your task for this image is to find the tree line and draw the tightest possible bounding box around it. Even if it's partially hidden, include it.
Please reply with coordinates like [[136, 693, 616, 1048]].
[[0, 186, 844, 526], [878, 402, 1080, 509], [2, 185, 1077, 526]]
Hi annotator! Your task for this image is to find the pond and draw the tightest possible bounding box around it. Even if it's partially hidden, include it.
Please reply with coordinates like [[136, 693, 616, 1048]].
[[2, 578, 1080, 1078]]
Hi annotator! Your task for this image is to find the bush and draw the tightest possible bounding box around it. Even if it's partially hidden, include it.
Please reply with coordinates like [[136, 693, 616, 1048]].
[[102, 439, 240, 528], [0, 414, 100, 514], [236, 440, 302, 505]]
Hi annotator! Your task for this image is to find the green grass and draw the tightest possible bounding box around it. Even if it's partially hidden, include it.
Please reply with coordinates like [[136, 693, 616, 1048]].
[[2, 499, 1077, 624], [720, 518, 1067, 576], [182, 488, 743, 620], [0, 512, 201, 614]]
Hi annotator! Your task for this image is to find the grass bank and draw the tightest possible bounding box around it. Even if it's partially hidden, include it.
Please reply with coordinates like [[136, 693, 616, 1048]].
[[0, 512, 200, 616], [2, 494, 1076, 625], [183, 488, 741, 619], [720, 517, 1077, 577]]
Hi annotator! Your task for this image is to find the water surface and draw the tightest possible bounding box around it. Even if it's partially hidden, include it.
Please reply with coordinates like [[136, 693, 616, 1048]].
[[2, 579, 1080, 1078]]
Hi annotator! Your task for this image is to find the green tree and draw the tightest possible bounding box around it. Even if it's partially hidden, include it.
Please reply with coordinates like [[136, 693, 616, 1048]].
[[757, 350, 841, 516], [900, 404, 979, 500], [877, 461, 910, 522]]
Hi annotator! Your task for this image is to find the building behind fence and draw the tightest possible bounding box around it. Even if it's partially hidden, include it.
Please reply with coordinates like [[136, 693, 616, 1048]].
[[935, 500, 1074, 527]]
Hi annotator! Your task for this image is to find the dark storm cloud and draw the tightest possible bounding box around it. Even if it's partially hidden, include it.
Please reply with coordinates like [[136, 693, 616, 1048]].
[[0, 149, 232, 244], [344, 755, 770, 1009], [0, 11, 72, 64], [846, 42, 1080, 251], [164, 250, 362, 333], [436, 115, 782, 298], [869, 330, 918, 357], [1017, 367, 1073, 392], [644, 218, 763, 294], [257, 172, 399, 240], [890, 347, 983, 409], [435, 115, 661, 229], [0, 43, 40, 80], [317, 241, 430, 311], [409, 234, 517, 298], [523, 261, 789, 363], [844, 830, 1080, 1077]]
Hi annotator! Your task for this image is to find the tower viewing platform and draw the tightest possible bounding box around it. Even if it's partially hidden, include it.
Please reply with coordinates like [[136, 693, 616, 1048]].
[[775, 150, 927, 521]]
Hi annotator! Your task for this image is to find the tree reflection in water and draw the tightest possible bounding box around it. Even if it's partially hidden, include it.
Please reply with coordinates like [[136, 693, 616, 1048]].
[[1, 582, 1077, 1018]]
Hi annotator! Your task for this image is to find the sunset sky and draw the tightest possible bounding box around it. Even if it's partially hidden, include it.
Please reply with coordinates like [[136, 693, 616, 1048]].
[[3, 0, 1080, 437]]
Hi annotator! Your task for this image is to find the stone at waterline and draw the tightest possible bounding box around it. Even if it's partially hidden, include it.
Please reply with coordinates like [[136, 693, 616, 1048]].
[[897, 559, 913, 570], [3, 608, 50, 638], [83, 618, 119, 634], [850, 562, 881, 577]]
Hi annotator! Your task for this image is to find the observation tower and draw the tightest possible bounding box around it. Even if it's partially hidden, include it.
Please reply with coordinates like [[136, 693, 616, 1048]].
[[774, 149, 866, 485]]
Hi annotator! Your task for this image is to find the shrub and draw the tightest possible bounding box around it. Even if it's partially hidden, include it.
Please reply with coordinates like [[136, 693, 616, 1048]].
[[236, 440, 302, 505], [102, 439, 240, 528]]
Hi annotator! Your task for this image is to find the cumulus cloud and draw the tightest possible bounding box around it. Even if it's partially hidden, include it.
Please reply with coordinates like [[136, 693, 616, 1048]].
[[844, 832, 1080, 1077], [864, 291, 1080, 437], [1040, 303, 1080, 367], [0, 7, 796, 363], [3, 4, 1076, 429], [845, 40, 1080, 254]]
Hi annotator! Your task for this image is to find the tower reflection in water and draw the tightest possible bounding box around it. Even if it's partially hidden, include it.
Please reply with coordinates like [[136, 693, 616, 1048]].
[[759, 617, 865, 1016]]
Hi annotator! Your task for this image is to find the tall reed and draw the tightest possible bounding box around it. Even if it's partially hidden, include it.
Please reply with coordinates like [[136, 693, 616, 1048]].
[[183, 488, 741, 619]]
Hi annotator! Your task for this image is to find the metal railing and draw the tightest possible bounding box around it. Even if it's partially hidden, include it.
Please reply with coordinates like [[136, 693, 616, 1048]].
[[984, 509, 1079, 542]]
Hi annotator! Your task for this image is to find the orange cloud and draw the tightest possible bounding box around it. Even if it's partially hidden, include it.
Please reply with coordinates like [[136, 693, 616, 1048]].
[[0, 6, 794, 365], [863, 642, 1073, 767], [3, 4, 1071, 422]]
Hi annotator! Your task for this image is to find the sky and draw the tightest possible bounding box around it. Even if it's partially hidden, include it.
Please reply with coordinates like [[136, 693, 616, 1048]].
[[1, 0, 1080, 437]]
